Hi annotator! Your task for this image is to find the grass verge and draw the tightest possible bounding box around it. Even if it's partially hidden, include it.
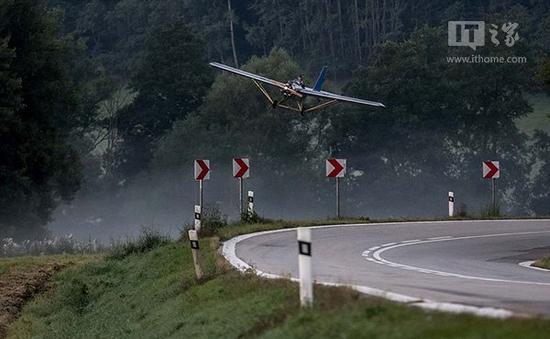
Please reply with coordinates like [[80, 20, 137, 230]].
[[6, 221, 550, 338], [533, 257, 550, 270]]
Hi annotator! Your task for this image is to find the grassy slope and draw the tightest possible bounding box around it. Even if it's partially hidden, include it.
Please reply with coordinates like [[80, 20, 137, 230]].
[[0, 255, 99, 337], [8, 238, 303, 338], [7, 224, 550, 339]]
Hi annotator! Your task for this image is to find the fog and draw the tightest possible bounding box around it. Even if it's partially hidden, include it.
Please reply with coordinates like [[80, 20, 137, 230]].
[[47, 158, 498, 242]]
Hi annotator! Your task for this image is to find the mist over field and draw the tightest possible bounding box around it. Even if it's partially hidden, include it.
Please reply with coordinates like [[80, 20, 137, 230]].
[[47, 154, 507, 241], [2, 0, 550, 241]]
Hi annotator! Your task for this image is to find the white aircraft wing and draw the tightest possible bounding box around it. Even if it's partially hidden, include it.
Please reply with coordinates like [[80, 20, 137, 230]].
[[209, 62, 286, 89], [299, 87, 385, 108]]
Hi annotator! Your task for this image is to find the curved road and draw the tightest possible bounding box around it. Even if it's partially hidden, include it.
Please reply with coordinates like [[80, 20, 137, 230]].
[[229, 220, 550, 316]]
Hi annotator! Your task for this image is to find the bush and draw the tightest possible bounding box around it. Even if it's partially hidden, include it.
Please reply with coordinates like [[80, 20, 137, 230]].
[[198, 205, 228, 236], [455, 203, 469, 218], [240, 211, 269, 224], [482, 204, 501, 217], [108, 228, 171, 260]]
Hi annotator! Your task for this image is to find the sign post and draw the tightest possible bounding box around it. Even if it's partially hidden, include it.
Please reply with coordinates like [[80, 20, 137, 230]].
[[492, 178, 496, 211], [233, 158, 250, 215], [336, 177, 340, 217], [297, 227, 312, 307], [188, 229, 203, 280], [239, 178, 243, 214], [194, 159, 210, 212], [482, 161, 500, 213], [326, 159, 346, 218], [448, 191, 454, 217]]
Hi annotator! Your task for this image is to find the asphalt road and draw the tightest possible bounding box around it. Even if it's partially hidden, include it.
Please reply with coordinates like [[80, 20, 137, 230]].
[[234, 220, 550, 315]]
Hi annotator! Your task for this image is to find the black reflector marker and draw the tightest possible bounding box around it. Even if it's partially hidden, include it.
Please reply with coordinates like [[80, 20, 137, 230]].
[[298, 240, 312, 256]]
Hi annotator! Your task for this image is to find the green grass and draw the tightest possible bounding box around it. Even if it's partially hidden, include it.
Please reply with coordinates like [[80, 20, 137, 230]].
[[107, 228, 171, 260], [533, 257, 550, 270], [7, 223, 550, 339], [215, 217, 370, 241]]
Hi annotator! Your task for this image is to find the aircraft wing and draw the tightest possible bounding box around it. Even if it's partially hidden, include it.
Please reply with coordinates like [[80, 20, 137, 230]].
[[209, 62, 286, 89], [299, 87, 385, 108]]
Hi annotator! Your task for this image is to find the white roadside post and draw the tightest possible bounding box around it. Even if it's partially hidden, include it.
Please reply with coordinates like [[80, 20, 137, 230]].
[[194, 205, 202, 232], [247, 191, 254, 216], [188, 229, 203, 280], [297, 227, 313, 307], [448, 192, 454, 217]]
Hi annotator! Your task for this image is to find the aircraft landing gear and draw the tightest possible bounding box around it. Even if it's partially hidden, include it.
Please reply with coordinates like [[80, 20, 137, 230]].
[[272, 100, 278, 109]]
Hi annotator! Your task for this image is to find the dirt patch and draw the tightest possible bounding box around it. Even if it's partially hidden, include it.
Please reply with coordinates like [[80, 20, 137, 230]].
[[0, 263, 65, 338]]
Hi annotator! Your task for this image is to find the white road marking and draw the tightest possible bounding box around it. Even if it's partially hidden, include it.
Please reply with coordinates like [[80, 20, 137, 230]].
[[361, 250, 370, 256], [380, 242, 397, 247], [367, 246, 380, 251], [401, 239, 421, 243], [519, 261, 550, 272], [370, 230, 550, 286], [428, 236, 452, 240]]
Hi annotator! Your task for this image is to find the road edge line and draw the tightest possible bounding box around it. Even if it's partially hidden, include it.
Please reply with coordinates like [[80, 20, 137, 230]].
[[219, 220, 540, 319]]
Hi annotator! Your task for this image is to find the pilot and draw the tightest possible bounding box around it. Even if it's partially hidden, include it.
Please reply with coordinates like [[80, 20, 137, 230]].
[[297, 75, 305, 88]]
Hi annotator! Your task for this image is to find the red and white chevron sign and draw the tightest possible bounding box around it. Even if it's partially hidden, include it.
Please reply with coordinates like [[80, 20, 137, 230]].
[[482, 161, 500, 179], [194, 159, 210, 180], [326, 159, 346, 178], [233, 158, 250, 178]]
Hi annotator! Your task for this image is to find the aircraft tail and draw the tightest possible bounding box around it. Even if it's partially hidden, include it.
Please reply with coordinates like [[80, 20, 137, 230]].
[[313, 66, 328, 91]]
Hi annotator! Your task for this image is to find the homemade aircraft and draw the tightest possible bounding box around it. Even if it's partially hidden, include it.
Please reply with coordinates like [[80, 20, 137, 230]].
[[209, 62, 385, 114]]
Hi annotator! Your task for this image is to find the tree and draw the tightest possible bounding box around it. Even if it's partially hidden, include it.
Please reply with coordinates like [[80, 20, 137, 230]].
[[227, 0, 239, 67], [116, 19, 212, 178], [154, 49, 333, 216], [329, 26, 532, 215], [0, 0, 84, 239], [531, 131, 550, 215], [154, 48, 311, 168], [531, 58, 550, 214]]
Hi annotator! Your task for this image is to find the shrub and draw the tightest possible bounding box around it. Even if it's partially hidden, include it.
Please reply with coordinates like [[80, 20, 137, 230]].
[[108, 228, 171, 260], [240, 211, 269, 224], [482, 204, 501, 217], [198, 205, 228, 236], [456, 203, 469, 218]]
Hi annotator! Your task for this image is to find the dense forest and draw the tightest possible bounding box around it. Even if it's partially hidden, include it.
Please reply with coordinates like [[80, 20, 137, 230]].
[[1, 0, 550, 240]]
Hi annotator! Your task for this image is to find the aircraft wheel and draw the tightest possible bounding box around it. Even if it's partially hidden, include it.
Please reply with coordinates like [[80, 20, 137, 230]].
[[272, 100, 278, 109]]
